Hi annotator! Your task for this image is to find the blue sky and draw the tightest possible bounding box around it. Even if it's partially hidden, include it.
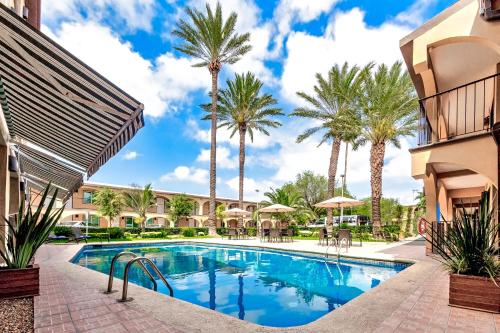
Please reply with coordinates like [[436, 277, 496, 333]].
[[41, 0, 456, 203]]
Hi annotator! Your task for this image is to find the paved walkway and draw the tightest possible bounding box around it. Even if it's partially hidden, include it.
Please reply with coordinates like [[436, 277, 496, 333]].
[[33, 239, 500, 332]]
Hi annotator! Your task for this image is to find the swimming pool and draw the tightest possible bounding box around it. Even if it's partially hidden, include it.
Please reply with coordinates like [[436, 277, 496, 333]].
[[71, 242, 408, 327]]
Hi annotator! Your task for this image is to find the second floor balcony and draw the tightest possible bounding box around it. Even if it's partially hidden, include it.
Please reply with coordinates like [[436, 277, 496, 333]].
[[417, 73, 499, 146]]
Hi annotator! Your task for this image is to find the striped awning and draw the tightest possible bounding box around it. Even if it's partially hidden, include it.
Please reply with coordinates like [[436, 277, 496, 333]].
[[17, 142, 84, 199], [0, 3, 144, 197]]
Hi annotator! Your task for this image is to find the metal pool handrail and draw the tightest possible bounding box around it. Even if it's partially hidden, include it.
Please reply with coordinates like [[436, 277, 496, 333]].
[[105, 252, 157, 294], [120, 257, 174, 302]]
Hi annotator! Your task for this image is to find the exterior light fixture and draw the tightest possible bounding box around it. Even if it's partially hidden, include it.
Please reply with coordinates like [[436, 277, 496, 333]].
[[22, 6, 29, 20], [8, 149, 18, 172]]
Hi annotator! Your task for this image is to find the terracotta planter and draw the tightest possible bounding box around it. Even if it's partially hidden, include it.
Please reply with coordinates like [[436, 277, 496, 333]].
[[0, 265, 39, 299], [449, 274, 500, 313]]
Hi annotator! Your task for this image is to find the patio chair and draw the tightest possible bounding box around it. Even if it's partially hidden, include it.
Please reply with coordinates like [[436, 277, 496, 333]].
[[270, 228, 281, 243], [239, 228, 248, 239], [338, 229, 352, 247], [318, 228, 328, 246], [280, 227, 292, 242], [70, 227, 92, 244], [227, 228, 238, 240]]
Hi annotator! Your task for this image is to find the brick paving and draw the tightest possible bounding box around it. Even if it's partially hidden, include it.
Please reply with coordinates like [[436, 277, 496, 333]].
[[34, 264, 183, 333], [33, 241, 500, 332]]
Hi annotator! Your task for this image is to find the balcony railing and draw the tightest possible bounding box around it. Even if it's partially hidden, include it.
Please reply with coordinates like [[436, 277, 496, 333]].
[[417, 73, 499, 146]]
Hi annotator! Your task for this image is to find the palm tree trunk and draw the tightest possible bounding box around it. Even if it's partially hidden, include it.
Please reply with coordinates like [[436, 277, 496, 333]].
[[238, 126, 246, 228], [327, 138, 341, 226], [208, 65, 219, 236], [370, 142, 385, 236]]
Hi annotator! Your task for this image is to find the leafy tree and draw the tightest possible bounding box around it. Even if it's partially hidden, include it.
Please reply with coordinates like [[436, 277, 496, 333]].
[[293, 171, 328, 217], [203, 72, 283, 227], [356, 62, 418, 235], [123, 184, 156, 232], [291, 62, 371, 226], [216, 203, 226, 226], [92, 188, 124, 228], [173, 2, 251, 235], [168, 195, 195, 226]]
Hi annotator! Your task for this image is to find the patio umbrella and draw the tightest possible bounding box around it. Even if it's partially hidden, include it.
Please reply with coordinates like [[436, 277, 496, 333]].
[[315, 196, 364, 225], [224, 208, 250, 217], [314, 196, 363, 208], [258, 204, 295, 213]]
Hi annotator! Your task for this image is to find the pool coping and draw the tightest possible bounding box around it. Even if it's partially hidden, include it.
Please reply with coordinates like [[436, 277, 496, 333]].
[[38, 239, 439, 332]]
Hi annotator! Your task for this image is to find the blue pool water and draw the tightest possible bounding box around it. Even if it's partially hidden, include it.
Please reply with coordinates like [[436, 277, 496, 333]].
[[71, 243, 408, 327]]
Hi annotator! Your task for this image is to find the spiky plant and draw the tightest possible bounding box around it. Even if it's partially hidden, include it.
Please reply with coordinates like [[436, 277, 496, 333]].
[[173, 2, 251, 235], [427, 190, 499, 280], [0, 185, 64, 269]]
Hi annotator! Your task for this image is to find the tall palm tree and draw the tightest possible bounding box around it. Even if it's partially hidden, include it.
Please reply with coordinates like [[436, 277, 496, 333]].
[[291, 62, 371, 226], [357, 62, 418, 236], [204, 72, 283, 227], [92, 188, 124, 228], [173, 2, 251, 235], [123, 184, 156, 232]]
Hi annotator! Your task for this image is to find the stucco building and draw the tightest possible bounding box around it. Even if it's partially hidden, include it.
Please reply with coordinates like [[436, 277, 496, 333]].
[[58, 183, 259, 228], [400, 0, 500, 252]]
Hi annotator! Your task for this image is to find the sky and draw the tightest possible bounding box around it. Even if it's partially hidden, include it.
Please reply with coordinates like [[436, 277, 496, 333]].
[[40, 0, 457, 204]]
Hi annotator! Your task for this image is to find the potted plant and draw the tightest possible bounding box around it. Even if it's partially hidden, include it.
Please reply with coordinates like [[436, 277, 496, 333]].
[[0, 185, 64, 299], [427, 190, 500, 313]]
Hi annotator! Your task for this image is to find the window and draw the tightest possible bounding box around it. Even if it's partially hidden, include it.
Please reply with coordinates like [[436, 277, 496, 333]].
[[87, 215, 100, 227], [146, 218, 155, 226], [125, 217, 134, 228], [83, 191, 93, 204]]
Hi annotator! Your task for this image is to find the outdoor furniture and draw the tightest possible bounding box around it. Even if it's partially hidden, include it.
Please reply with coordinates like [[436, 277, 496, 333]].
[[227, 228, 238, 240], [338, 229, 352, 247], [269, 228, 281, 242], [70, 227, 92, 244], [47, 232, 68, 243], [318, 228, 328, 246]]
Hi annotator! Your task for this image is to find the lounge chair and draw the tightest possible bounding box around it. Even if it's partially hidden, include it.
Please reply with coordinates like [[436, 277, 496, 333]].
[[70, 227, 92, 244], [47, 232, 68, 243]]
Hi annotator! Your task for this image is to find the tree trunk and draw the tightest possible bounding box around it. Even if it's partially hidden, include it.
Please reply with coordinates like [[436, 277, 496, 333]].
[[326, 138, 341, 226], [208, 65, 220, 236], [238, 126, 246, 228], [370, 142, 385, 236]]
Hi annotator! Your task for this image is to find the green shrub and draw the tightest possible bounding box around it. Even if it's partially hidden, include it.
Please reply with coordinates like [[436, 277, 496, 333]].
[[246, 227, 257, 237], [124, 232, 139, 239], [288, 224, 299, 236], [88, 232, 110, 240], [54, 226, 73, 237], [182, 228, 196, 237], [216, 227, 227, 235], [107, 227, 124, 239], [197, 231, 205, 236], [140, 231, 163, 238]]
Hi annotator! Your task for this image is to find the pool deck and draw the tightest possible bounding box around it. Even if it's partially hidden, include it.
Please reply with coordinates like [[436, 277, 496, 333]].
[[33, 238, 500, 333]]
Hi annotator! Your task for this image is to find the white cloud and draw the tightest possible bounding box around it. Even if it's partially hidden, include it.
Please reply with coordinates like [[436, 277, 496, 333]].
[[281, 8, 411, 104], [122, 151, 139, 160], [160, 166, 209, 184], [197, 146, 238, 169], [42, 0, 156, 32], [226, 176, 277, 201], [42, 21, 210, 118], [395, 0, 439, 27]]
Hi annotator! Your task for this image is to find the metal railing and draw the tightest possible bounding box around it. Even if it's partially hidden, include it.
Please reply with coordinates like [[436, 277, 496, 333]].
[[120, 257, 174, 302], [105, 252, 157, 294], [418, 73, 499, 146]]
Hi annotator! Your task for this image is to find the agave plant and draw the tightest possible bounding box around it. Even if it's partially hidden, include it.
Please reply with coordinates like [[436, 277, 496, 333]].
[[427, 190, 499, 280], [0, 185, 64, 269]]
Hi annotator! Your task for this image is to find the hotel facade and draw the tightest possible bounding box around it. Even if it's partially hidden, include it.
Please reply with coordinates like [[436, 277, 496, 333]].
[[400, 0, 500, 252], [57, 183, 259, 229]]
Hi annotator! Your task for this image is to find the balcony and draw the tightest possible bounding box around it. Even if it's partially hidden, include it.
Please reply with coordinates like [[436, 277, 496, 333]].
[[417, 73, 499, 146]]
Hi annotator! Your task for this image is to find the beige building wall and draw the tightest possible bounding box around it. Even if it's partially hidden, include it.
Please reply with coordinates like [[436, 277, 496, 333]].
[[61, 183, 258, 228], [401, 0, 500, 253]]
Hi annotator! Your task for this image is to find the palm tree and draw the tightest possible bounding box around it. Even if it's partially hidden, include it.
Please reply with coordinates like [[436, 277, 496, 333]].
[[92, 188, 124, 228], [173, 2, 251, 235], [357, 62, 418, 236], [204, 72, 283, 227], [291, 62, 371, 226], [123, 184, 157, 232]]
